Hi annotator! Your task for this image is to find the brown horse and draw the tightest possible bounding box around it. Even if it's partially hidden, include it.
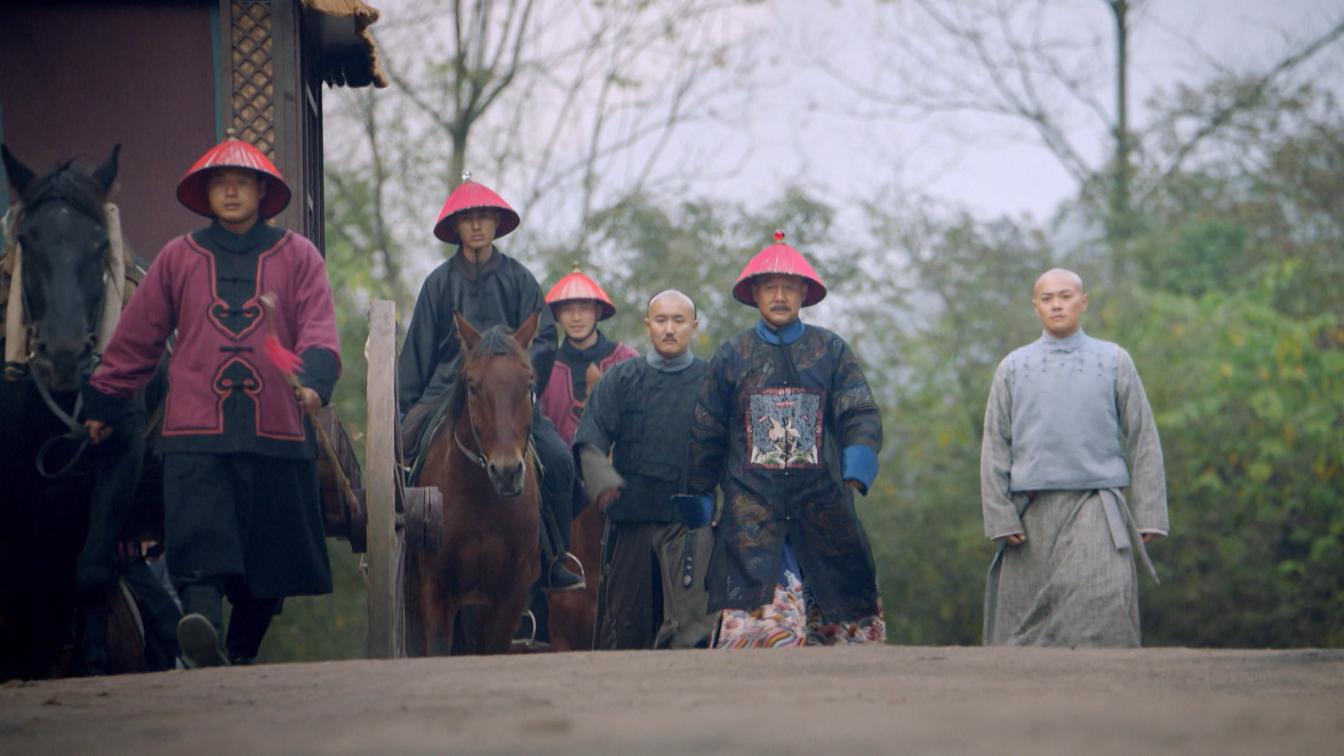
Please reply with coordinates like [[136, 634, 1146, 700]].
[[546, 502, 604, 650], [407, 311, 541, 655]]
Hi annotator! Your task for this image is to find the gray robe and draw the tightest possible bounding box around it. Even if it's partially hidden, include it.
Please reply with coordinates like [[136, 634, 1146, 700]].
[[981, 330, 1168, 647]]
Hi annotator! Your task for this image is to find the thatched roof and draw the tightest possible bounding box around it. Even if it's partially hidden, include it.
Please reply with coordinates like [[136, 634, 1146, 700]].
[[302, 0, 388, 88]]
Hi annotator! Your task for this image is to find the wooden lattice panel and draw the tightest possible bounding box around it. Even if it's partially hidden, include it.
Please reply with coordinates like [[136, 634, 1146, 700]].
[[231, 1, 276, 157]]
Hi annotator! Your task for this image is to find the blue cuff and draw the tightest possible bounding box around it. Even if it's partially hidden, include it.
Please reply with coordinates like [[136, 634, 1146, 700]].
[[842, 445, 878, 495]]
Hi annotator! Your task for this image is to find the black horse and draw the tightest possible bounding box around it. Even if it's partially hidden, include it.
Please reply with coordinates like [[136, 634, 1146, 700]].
[[0, 144, 168, 679]]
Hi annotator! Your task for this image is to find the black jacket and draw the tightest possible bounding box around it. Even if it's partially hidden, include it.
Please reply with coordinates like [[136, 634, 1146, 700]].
[[398, 248, 557, 415], [573, 355, 709, 522]]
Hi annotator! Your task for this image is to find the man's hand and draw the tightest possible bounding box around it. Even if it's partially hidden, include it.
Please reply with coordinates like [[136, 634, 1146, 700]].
[[595, 487, 621, 512], [998, 533, 1026, 546], [84, 419, 112, 445], [844, 479, 862, 490], [1141, 532, 1162, 544], [296, 386, 321, 414]]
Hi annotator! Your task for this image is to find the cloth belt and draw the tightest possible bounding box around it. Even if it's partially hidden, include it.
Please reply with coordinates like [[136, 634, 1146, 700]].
[[988, 488, 1159, 584], [1099, 488, 1160, 584]]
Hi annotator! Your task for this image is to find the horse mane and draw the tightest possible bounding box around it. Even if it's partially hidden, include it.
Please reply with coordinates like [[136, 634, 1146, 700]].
[[20, 161, 106, 221]]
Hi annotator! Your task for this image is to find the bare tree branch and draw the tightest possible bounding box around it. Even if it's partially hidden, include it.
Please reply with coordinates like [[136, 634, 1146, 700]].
[[1152, 18, 1344, 191]]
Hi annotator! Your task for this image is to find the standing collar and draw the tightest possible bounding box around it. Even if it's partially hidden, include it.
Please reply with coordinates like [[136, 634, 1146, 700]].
[[560, 330, 612, 365], [755, 318, 805, 345], [450, 245, 503, 279], [203, 220, 283, 255], [1039, 328, 1088, 352], [646, 349, 695, 373]]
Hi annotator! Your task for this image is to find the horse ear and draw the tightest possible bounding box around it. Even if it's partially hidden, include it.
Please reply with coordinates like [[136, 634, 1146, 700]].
[[92, 144, 120, 193], [1, 144, 36, 196], [454, 312, 482, 351], [513, 310, 540, 349]]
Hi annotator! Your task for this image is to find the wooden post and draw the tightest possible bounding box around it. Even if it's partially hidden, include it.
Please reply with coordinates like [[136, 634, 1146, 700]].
[[364, 299, 398, 658]]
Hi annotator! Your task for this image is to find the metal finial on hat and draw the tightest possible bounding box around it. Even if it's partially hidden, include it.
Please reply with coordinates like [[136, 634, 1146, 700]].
[[461, 170, 472, 183], [773, 229, 785, 243], [571, 260, 582, 273], [226, 127, 238, 139]]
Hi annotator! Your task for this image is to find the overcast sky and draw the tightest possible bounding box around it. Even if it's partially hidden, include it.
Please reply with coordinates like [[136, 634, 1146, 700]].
[[669, 0, 1344, 224], [346, 0, 1344, 266]]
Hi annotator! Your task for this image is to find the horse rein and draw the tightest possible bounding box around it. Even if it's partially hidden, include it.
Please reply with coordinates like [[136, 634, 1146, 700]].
[[29, 360, 93, 480], [5, 198, 107, 480]]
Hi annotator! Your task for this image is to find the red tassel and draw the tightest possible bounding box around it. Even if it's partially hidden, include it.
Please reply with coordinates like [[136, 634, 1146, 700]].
[[263, 335, 304, 379]]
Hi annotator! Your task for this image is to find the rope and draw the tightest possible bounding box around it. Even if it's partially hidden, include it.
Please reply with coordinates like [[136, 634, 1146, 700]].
[[3, 201, 137, 478], [30, 361, 91, 479]]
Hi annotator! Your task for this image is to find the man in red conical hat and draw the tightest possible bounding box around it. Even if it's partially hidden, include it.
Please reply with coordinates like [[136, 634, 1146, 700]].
[[537, 265, 637, 649], [81, 137, 342, 669], [399, 172, 584, 599], [680, 231, 885, 648], [539, 265, 638, 445]]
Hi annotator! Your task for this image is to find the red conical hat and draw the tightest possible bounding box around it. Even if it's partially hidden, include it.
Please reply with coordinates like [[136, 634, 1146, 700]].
[[732, 230, 827, 307], [545, 264, 616, 321], [176, 137, 291, 219], [433, 171, 521, 244]]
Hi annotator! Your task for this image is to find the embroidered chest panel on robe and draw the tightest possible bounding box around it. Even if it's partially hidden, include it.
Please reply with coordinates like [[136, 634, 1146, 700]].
[[746, 387, 824, 469]]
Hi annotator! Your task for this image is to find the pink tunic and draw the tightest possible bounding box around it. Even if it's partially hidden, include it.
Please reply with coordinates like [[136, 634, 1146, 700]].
[[539, 341, 638, 444], [88, 229, 340, 457]]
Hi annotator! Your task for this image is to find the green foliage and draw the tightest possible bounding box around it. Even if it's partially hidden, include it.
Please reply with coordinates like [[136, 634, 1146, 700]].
[[1106, 289, 1344, 647], [269, 75, 1342, 662], [860, 203, 1052, 645], [258, 541, 368, 662]]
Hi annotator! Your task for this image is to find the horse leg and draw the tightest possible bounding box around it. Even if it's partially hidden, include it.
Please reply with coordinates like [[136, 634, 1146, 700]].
[[409, 558, 437, 657], [479, 573, 534, 655], [434, 594, 458, 657], [548, 503, 603, 651], [403, 553, 423, 657]]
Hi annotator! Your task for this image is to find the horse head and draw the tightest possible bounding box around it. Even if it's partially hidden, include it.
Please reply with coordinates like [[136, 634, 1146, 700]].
[[3, 143, 119, 391], [453, 310, 540, 498]]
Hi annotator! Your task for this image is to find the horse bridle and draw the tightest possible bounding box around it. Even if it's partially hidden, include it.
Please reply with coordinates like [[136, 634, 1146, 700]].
[[453, 387, 536, 471], [8, 197, 108, 480], [453, 398, 490, 469]]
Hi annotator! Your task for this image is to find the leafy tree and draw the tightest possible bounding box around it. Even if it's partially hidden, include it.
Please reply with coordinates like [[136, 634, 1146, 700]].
[[1101, 288, 1344, 647]]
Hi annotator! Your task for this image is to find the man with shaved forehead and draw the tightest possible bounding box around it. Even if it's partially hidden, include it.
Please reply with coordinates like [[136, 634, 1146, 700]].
[[572, 289, 717, 649], [981, 268, 1169, 647]]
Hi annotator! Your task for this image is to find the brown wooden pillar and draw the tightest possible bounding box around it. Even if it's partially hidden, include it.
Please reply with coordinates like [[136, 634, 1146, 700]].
[[217, 0, 323, 252]]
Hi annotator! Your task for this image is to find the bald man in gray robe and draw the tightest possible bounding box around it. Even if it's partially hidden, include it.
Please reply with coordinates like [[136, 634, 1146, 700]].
[[981, 269, 1168, 647]]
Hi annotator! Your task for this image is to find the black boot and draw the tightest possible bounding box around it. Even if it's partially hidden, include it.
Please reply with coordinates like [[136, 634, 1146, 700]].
[[532, 414, 583, 592], [539, 486, 584, 592], [225, 598, 280, 665], [177, 614, 228, 668], [547, 553, 586, 592], [176, 581, 228, 669]]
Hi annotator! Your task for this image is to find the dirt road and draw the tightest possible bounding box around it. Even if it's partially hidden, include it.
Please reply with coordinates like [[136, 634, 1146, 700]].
[[2, 645, 1341, 754]]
